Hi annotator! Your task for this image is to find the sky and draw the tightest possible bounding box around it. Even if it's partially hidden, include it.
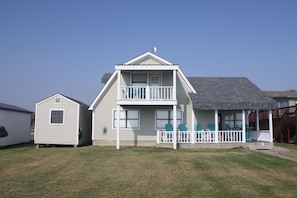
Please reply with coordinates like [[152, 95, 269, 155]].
[[0, 0, 296, 111]]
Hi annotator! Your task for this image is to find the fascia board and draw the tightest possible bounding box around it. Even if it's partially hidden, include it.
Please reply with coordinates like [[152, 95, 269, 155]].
[[124, 52, 173, 65], [115, 65, 179, 70], [177, 68, 197, 94]]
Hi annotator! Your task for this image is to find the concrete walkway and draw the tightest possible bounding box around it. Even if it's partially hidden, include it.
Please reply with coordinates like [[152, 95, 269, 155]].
[[255, 146, 297, 163]]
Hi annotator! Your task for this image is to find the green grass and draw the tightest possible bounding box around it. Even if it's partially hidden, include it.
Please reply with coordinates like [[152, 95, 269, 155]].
[[1, 143, 297, 198]]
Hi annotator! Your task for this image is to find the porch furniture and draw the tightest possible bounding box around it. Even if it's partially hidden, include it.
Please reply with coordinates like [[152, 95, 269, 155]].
[[194, 123, 203, 142], [207, 123, 215, 141], [165, 123, 173, 142], [178, 123, 189, 142], [246, 125, 252, 142], [207, 123, 215, 131], [194, 123, 202, 131], [225, 124, 231, 130]]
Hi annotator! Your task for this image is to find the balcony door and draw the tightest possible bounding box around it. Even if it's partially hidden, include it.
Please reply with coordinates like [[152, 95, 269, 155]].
[[150, 75, 161, 99]]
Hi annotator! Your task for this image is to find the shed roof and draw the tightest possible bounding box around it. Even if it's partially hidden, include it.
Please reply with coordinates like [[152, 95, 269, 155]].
[[188, 77, 277, 110], [36, 94, 89, 108], [0, 103, 32, 114]]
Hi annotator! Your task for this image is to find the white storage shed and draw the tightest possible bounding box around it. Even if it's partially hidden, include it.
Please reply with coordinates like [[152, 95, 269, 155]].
[[34, 94, 92, 147], [0, 103, 32, 146]]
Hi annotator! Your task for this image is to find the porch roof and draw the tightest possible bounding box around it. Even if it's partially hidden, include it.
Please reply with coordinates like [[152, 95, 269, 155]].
[[188, 77, 278, 110]]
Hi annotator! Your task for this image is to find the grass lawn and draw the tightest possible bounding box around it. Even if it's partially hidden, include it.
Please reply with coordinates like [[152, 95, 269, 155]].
[[1, 143, 297, 198]]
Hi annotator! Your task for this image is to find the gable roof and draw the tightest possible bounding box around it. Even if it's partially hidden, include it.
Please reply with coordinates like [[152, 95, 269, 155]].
[[36, 94, 89, 108], [188, 77, 278, 110], [0, 103, 32, 114]]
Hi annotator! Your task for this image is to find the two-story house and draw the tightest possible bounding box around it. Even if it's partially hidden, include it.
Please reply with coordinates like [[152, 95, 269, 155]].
[[89, 52, 277, 149]]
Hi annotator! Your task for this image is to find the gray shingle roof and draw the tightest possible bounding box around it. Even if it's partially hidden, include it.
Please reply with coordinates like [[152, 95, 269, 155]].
[[187, 77, 278, 110], [265, 91, 297, 99], [0, 103, 32, 114]]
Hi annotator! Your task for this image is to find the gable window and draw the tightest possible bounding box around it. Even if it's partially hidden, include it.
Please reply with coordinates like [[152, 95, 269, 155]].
[[156, 110, 182, 129], [55, 97, 61, 103], [50, 110, 64, 124], [113, 109, 139, 129]]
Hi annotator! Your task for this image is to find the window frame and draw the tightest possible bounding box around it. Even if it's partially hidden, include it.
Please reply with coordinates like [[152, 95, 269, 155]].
[[49, 109, 65, 125], [155, 109, 182, 130], [222, 111, 242, 130], [112, 109, 140, 129]]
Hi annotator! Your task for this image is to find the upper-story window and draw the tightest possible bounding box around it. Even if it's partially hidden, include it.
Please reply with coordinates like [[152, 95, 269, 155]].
[[132, 74, 146, 86]]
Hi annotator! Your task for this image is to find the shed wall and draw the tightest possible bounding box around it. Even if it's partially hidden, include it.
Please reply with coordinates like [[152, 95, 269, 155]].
[[35, 96, 79, 145], [0, 110, 31, 146]]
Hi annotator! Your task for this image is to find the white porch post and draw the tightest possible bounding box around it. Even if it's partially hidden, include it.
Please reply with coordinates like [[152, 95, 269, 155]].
[[242, 110, 246, 143], [116, 105, 120, 150], [116, 70, 121, 150], [173, 69, 176, 100], [191, 109, 195, 144], [215, 110, 219, 143], [269, 110, 273, 143], [256, 109, 260, 131], [173, 105, 177, 149], [172, 69, 177, 149]]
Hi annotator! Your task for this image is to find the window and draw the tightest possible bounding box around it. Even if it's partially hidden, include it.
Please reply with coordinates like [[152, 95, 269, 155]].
[[55, 97, 61, 103], [223, 112, 242, 129], [156, 110, 182, 129], [113, 109, 139, 129], [132, 74, 147, 84], [50, 110, 64, 124]]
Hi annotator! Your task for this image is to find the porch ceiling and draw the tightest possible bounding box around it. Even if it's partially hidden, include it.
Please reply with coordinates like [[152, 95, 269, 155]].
[[188, 77, 278, 110]]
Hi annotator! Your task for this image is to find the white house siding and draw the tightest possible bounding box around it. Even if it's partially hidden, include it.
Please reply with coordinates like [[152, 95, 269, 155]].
[[0, 110, 31, 146], [176, 76, 192, 129], [138, 58, 160, 64], [35, 96, 79, 145], [78, 106, 92, 145], [93, 71, 195, 146], [93, 78, 118, 145]]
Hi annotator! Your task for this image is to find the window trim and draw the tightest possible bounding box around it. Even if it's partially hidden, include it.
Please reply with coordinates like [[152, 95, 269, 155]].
[[112, 109, 140, 130], [49, 109, 65, 125]]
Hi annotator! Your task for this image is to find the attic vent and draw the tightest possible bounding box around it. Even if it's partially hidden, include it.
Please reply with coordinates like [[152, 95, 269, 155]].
[[55, 97, 61, 103]]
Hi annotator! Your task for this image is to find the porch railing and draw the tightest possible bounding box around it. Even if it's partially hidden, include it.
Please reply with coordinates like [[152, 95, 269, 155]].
[[120, 86, 173, 100], [157, 130, 245, 144]]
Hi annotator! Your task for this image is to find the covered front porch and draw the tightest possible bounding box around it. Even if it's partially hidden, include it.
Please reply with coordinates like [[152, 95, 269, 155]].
[[156, 109, 274, 149]]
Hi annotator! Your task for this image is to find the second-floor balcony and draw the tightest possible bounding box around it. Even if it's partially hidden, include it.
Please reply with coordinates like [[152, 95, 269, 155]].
[[120, 86, 174, 102]]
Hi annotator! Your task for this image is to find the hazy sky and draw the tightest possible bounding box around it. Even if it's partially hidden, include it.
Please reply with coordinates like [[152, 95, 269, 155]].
[[1, 0, 296, 111]]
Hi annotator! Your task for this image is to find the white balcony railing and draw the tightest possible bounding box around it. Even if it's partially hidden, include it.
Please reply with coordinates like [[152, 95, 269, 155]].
[[120, 86, 173, 100]]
